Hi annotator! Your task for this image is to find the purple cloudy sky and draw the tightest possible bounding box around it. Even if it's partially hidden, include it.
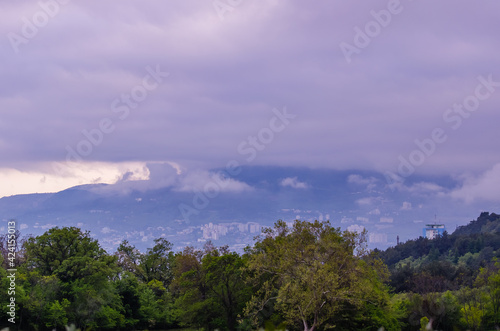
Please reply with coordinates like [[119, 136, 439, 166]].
[[1, 1, 500, 200]]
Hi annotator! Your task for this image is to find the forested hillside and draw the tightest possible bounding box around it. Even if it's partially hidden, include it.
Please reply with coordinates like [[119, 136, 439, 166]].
[[375, 212, 500, 330], [376, 212, 500, 292], [1, 213, 500, 330]]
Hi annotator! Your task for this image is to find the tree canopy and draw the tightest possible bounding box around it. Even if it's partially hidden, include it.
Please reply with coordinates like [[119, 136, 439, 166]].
[[244, 220, 396, 331], [2, 213, 500, 330]]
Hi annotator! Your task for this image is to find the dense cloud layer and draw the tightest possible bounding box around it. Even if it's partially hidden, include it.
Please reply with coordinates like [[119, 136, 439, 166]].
[[1, 1, 499, 199]]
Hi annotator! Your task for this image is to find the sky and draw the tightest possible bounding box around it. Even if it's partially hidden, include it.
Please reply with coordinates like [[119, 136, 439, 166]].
[[1, 1, 500, 204]]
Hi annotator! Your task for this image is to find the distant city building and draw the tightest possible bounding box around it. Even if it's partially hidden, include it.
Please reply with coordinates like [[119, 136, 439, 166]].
[[248, 222, 261, 234], [423, 224, 446, 239], [369, 233, 387, 244], [200, 222, 261, 240]]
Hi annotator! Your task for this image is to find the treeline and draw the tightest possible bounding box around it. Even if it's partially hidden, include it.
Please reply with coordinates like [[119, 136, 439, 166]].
[[1, 220, 397, 331], [376, 212, 500, 293], [1, 213, 500, 330], [375, 212, 500, 330]]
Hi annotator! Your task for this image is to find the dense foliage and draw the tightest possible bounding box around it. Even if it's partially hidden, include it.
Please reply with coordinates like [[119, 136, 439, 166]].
[[376, 212, 500, 330], [1, 212, 500, 330]]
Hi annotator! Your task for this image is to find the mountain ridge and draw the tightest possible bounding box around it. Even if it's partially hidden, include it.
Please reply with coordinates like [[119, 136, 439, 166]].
[[0, 166, 491, 253]]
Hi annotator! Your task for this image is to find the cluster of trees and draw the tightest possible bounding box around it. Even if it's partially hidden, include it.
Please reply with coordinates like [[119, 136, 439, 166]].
[[378, 212, 500, 270], [1, 212, 500, 330], [1, 220, 396, 331], [375, 212, 500, 330], [388, 261, 500, 331]]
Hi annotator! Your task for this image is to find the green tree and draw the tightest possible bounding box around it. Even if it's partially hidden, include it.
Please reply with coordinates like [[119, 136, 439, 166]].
[[475, 259, 500, 328], [139, 238, 175, 287], [46, 299, 70, 329], [114, 271, 141, 328], [487, 269, 500, 328], [245, 220, 389, 331], [171, 246, 212, 328], [139, 285, 160, 328], [202, 246, 252, 331], [172, 244, 251, 331], [138, 279, 176, 329], [457, 287, 486, 331], [23, 227, 124, 330], [22, 273, 62, 328], [24, 227, 116, 281], [115, 240, 142, 275], [433, 291, 461, 331]]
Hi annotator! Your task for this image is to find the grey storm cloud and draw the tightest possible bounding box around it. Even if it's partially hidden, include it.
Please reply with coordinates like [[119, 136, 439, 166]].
[[1, 0, 500, 178]]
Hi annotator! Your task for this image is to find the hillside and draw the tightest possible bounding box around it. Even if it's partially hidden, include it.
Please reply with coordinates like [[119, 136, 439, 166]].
[[376, 211, 500, 293], [1, 166, 482, 253], [453, 211, 500, 236]]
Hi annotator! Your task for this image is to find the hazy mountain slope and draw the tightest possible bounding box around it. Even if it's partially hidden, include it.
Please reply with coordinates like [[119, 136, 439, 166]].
[[0, 166, 491, 253]]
